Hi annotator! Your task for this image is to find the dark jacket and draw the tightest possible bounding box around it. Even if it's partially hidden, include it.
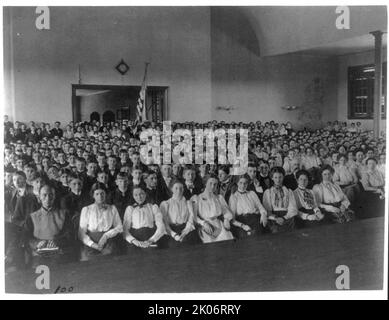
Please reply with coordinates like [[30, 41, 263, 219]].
[[183, 181, 203, 200], [108, 188, 133, 219], [12, 193, 41, 227], [284, 174, 298, 191]]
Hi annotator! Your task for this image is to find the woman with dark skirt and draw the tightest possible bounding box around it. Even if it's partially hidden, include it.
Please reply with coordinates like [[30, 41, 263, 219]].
[[228, 174, 268, 238], [313, 165, 354, 224], [192, 175, 235, 243], [160, 180, 201, 247], [359, 158, 385, 219], [79, 183, 123, 261], [333, 154, 360, 205], [293, 170, 325, 228], [123, 187, 168, 251], [262, 167, 298, 233]]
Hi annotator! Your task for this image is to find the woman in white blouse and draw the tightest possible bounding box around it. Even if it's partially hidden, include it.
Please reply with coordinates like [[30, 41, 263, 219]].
[[160, 180, 201, 247], [377, 154, 386, 177], [300, 147, 322, 171], [123, 187, 167, 251], [79, 183, 123, 261], [263, 167, 298, 233], [313, 165, 354, 224], [229, 174, 268, 238], [359, 158, 385, 218], [300, 147, 322, 184], [333, 154, 359, 204], [63, 125, 74, 140], [293, 170, 324, 228], [192, 175, 234, 244], [283, 149, 300, 175]]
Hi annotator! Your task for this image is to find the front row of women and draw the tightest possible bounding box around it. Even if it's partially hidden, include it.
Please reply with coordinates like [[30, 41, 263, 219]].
[[26, 165, 364, 266]]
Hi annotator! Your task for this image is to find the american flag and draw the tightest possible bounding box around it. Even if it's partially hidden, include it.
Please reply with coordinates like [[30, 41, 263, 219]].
[[136, 62, 150, 121]]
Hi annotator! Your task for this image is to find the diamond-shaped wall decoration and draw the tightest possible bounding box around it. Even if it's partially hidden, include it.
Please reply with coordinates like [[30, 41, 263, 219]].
[[115, 59, 130, 75]]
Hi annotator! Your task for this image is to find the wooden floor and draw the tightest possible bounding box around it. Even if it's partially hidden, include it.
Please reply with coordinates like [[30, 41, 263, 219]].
[[5, 217, 385, 294]]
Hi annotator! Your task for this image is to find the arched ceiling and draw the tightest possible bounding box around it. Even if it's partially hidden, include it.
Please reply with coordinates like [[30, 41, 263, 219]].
[[234, 6, 387, 57]]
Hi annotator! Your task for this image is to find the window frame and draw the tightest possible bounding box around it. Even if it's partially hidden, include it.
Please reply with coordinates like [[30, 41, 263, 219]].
[[348, 62, 386, 120]]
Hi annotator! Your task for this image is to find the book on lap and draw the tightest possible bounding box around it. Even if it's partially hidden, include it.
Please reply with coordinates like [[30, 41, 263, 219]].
[[87, 231, 106, 244]]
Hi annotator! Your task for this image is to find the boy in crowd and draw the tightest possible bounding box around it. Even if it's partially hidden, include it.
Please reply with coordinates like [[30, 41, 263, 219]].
[[144, 170, 162, 205], [109, 172, 133, 219], [183, 165, 203, 200], [25, 185, 75, 267]]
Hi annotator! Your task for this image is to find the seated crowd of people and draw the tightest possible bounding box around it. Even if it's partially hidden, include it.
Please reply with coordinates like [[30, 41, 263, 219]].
[[3, 115, 386, 271]]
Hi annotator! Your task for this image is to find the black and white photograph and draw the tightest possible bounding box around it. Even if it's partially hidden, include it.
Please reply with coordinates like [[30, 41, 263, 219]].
[[0, 2, 388, 301]]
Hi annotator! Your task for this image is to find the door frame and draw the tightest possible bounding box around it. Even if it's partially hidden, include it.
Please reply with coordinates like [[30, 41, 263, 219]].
[[71, 84, 168, 122], [145, 86, 169, 121]]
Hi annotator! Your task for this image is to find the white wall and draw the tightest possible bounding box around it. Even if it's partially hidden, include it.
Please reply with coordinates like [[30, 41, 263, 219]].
[[3, 6, 386, 129], [337, 50, 387, 131], [210, 7, 338, 129], [3, 7, 212, 124]]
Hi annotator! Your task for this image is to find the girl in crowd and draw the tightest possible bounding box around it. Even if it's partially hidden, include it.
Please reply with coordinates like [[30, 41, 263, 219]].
[[262, 167, 298, 233], [160, 180, 201, 247], [246, 163, 263, 199], [279, 124, 288, 136], [254, 144, 269, 161], [313, 165, 354, 224], [329, 152, 339, 168], [63, 125, 74, 139], [377, 153, 386, 176], [300, 147, 321, 171], [159, 164, 174, 202], [298, 145, 306, 158], [359, 158, 385, 218], [333, 154, 359, 204], [198, 164, 209, 186], [96, 170, 110, 189], [172, 163, 183, 180], [79, 183, 123, 261], [228, 175, 268, 239], [257, 161, 272, 197], [338, 145, 347, 155], [293, 170, 324, 228], [130, 165, 146, 189], [351, 149, 366, 180], [209, 164, 218, 176], [218, 165, 236, 202], [123, 187, 167, 251], [192, 175, 234, 243], [274, 152, 284, 168], [67, 154, 77, 171], [318, 146, 332, 166], [283, 160, 301, 191], [41, 157, 51, 173], [347, 150, 356, 168], [144, 170, 162, 205], [283, 149, 300, 175]]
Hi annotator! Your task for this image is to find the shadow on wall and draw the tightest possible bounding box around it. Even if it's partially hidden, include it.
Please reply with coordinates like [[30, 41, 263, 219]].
[[298, 77, 328, 129], [211, 7, 260, 57]]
